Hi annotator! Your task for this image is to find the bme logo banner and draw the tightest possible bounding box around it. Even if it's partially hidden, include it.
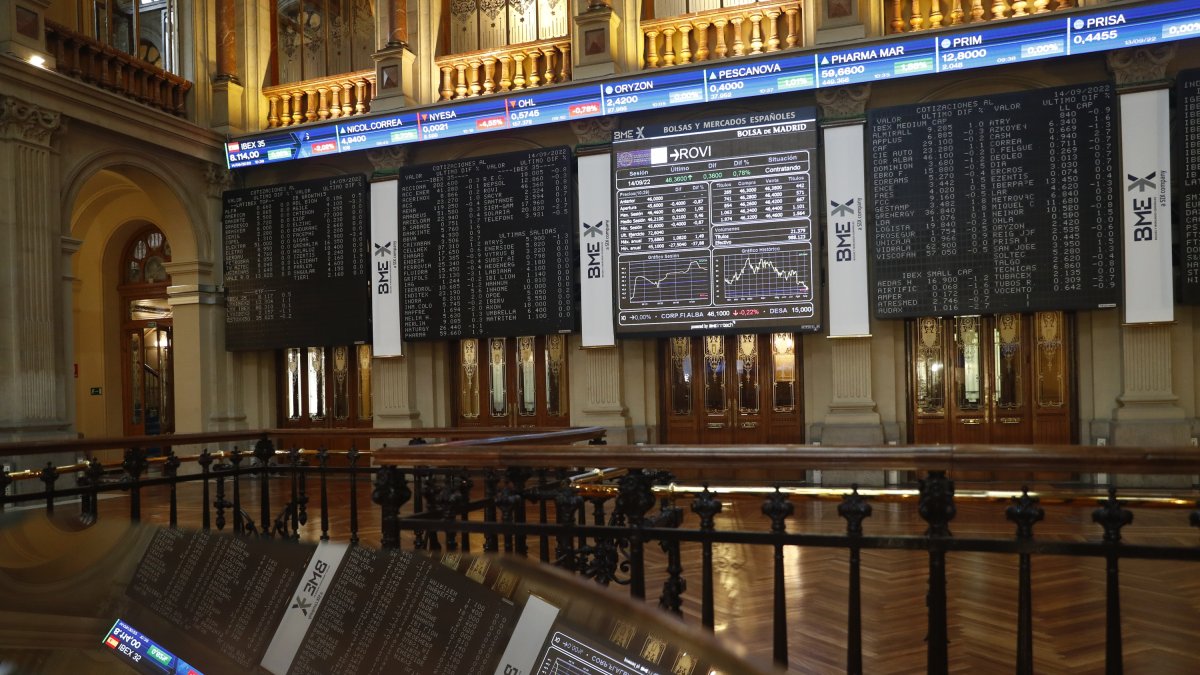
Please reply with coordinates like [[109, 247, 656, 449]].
[[1119, 89, 1173, 324]]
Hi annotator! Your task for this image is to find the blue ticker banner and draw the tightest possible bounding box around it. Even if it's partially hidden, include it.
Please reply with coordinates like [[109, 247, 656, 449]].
[[104, 619, 205, 675], [227, 0, 1200, 169]]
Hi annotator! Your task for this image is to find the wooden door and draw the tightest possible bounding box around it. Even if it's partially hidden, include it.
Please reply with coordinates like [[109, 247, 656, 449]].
[[121, 322, 174, 437], [910, 312, 1073, 478], [661, 333, 802, 445], [453, 334, 570, 428], [278, 344, 374, 452]]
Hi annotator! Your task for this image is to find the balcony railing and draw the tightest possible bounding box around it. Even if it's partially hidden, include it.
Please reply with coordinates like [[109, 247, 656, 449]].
[[261, 70, 377, 129], [886, 0, 1077, 34], [641, 0, 803, 69], [434, 39, 572, 101], [3, 432, 1200, 672], [43, 19, 192, 117]]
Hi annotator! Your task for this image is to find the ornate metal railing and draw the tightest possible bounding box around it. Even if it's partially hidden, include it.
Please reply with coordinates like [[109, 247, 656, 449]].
[[43, 19, 192, 117], [884, 0, 1081, 34], [261, 69, 377, 128], [3, 434, 1199, 672], [641, 0, 803, 69], [434, 39, 572, 101]]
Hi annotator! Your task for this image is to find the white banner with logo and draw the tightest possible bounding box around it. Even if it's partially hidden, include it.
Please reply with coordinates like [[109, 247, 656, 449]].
[[1120, 89, 1173, 324], [578, 153, 616, 346], [823, 124, 870, 337], [370, 179, 403, 355], [260, 542, 350, 674]]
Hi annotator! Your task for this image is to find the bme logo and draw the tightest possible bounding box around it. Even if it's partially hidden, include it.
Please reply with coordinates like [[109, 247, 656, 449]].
[[291, 595, 313, 616], [830, 199, 855, 217], [1127, 173, 1157, 242]]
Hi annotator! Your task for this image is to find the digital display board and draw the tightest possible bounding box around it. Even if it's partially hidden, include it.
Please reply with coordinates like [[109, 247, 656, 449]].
[[104, 619, 205, 675], [612, 109, 819, 335], [399, 146, 575, 339], [227, 0, 1200, 169], [222, 175, 370, 350], [1179, 68, 1200, 303], [869, 82, 1119, 318]]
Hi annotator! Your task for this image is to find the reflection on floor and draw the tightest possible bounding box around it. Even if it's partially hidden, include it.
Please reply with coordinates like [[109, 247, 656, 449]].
[[90, 479, 1200, 674]]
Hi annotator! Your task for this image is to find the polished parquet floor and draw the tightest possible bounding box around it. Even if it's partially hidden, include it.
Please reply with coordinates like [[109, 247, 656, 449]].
[[83, 475, 1200, 674]]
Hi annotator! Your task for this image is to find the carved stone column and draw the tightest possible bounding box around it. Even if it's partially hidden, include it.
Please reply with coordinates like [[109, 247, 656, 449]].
[[211, 0, 244, 133], [389, 0, 409, 46], [364, 146, 424, 430], [165, 260, 226, 433], [815, 85, 882, 445], [1105, 46, 1191, 484], [0, 96, 67, 440], [573, 343, 632, 443]]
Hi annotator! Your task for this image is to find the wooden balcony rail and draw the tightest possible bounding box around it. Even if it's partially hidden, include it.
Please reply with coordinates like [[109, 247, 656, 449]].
[[886, 0, 1078, 34], [43, 19, 192, 117], [262, 70, 376, 129], [641, 0, 803, 69], [434, 39, 572, 101]]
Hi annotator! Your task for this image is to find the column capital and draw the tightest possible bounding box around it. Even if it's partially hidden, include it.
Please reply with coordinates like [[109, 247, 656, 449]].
[[570, 115, 618, 149], [367, 145, 411, 171], [205, 163, 235, 199], [816, 84, 871, 123], [1107, 44, 1175, 89], [0, 95, 62, 147]]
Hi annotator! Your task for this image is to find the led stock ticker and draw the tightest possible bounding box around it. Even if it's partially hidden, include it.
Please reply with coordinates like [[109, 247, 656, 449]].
[[227, 1, 1200, 169]]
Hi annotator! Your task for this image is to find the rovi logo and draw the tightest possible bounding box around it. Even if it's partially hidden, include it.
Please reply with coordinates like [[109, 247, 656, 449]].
[[1127, 172, 1157, 242]]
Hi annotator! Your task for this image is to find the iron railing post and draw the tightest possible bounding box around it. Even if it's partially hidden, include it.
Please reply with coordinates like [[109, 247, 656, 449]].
[[123, 447, 148, 522], [1093, 486, 1132, 675], [39, 461, 58, 515], [919, 470, 956, 675], [839, 485, 873, 675], [692, 484, 723, 631], [1007, 487, 1045, 675], [163, 449, 180, 528], [763, 486, 795, 668], [372, 465, 412, 549], [254, 436, 275, 537]]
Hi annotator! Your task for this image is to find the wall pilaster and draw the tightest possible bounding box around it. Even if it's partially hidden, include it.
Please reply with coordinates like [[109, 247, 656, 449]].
[[0, 95, 68, 439], [571, 344, 632, 443]]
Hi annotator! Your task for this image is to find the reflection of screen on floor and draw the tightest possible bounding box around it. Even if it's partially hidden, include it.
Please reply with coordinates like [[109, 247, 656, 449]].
[[103, 619, 205, 675], [534, 630, 661, 675]]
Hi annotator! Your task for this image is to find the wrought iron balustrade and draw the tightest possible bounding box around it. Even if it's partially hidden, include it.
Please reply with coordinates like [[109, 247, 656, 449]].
[[3, 432, 1199, 673]]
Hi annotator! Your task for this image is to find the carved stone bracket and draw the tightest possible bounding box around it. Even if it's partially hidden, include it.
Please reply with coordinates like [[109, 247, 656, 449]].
[[1107, 44, 1175, 89], [367, 144, 411, 171], [570, 115, 619, 148], [205, 163, 235, 198], [0, 96, 63, 146], [816, 84, 871, 123]]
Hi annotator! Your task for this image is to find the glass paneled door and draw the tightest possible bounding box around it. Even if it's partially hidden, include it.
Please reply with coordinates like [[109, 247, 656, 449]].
[[119, 227, 174, 437], [454, 335, 570, 428], [661, 333, 802, 444], [909, 312, 1072, 446]]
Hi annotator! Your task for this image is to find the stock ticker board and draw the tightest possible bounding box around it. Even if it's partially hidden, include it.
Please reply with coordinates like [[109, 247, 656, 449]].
[[227, 0, 1200, 168], [1180, 68, 1200, 303], [869, 82, 1120, 318], [611, 109, 820, 336], [398, 146, 575, 340], [222, 175, 370, 350]]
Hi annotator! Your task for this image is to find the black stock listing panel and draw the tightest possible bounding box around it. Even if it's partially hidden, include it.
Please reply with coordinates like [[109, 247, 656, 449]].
[[1180, 69, 1200, 303], [399, 146, 574, 339], [222, 175, 370, 350], [869, 82, 1119, 318], [612, 109, 820, 336]]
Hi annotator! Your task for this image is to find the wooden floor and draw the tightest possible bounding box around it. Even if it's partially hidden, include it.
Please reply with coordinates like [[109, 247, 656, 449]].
[[84, 476, 1200, 674]]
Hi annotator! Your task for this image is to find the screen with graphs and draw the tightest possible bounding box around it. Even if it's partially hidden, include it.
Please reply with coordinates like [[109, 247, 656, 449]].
[[611, 109, 820, 336]]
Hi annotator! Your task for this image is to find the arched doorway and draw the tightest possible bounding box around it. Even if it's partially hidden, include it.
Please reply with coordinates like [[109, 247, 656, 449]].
[[118, 226, 174, 437]]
